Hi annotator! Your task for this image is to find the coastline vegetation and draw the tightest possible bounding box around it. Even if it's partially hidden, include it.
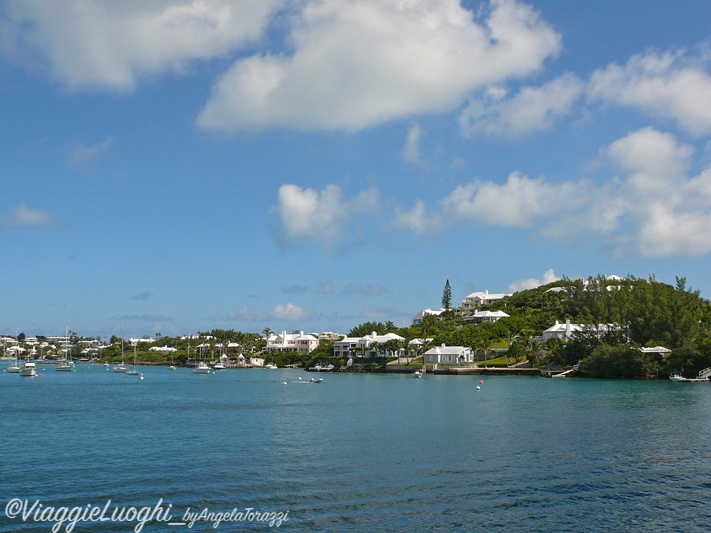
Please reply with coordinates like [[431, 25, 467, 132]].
[[8, 274, 711, 380]]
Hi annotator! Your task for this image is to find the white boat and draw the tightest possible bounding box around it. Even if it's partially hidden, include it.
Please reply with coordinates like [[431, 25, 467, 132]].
[[213, 362, 226, 371], [113, 325, 128, 373], [265, 363, 277, 369], [309, 377, 323, 383], [19, 359, 36, 377], [413, 370, 422, 378], [193, 361, 211, 374], [670, 367, 711, 382], [7, 336, 21, 373], [57, 326, 75, 371], [126, 345, 140, 375]]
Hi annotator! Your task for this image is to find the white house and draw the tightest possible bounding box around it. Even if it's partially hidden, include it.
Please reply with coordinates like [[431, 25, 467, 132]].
[[424, 344, 474, 364], [466, 310, 510, 324], [334, 332, 405, 357], [460, 290, 511, 314], [639, 346, 672, 358], [266, 331, 319, 354], [412, 308, 444, 326], [129, 337, 155, 346], [540, 319, 621, 343]]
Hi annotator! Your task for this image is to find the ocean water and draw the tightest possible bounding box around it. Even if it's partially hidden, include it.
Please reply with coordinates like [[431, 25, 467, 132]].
[[2, 364, 711, 532]]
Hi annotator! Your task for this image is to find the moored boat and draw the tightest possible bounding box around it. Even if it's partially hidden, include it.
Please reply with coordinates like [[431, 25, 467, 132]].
[[19, 359, 36, 377]]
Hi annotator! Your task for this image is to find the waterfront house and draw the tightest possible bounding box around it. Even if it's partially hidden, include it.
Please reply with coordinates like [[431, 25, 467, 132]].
[[266, 330, 320, 353], [334, 332, 405, 358], [424, 345, 474, 365]]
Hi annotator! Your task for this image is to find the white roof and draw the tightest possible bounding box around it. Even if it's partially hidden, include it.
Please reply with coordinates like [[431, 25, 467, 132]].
[[639, 346, 672, 354], [472, 310, 510, 318], [424, 345, 469, 355]]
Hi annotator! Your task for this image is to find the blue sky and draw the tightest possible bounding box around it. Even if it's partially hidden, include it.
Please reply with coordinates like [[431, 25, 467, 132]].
[[3, 0, 711, 339]]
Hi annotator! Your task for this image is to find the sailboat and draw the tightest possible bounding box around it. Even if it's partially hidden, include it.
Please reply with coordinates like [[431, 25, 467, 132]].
[[56, 326, 75, 371], [127, 344, 140, 375], [192, 340, 210, 374], [7, 337, 21, 373], [113, 327, 129, 373]]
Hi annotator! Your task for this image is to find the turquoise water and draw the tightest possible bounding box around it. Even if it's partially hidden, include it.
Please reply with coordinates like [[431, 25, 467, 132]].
[[2, 364, 711, 531]]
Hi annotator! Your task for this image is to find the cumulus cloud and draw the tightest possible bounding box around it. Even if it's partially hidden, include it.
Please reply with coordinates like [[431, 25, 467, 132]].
[[224, 303, 314, 322], [197, 0, 560, 132], [460, 73, 585, 136], [2, 202, 63, 228], [589, 49, 711, 136], [271, 184, 380, 248], [396, 127, 711, 258], [395, 172, 591, 235], [0, 0, 281, 91], [508, 269, 560, 292]]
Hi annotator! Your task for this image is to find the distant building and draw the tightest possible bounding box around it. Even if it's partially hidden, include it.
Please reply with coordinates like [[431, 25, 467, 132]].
[[334, 332, 405, 358], [460, 290, 511, 314], [412, 308, 444, 326], [424, 345, 474, 365], [464, 310, 510, 325], [266, 331, 319, 354], [540, 319, 621, 343]]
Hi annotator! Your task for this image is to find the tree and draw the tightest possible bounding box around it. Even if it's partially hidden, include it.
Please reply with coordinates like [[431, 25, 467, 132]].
[[442, 279, 452, 311]]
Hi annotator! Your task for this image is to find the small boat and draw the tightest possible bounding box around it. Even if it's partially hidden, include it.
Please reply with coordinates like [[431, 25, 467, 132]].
[[19, 359, 36, 377], [309, 377, 323, 383], [213, 362, 226, 371], [126, 345, 141, 375], [670, 367, 711, 382], [193, 361, 211, 374], [7, 336, 21, 373], [57, 326, 75, 371], [413, 370, 422, 378], [113, 324, 128, 372], [265, 363, 277, 370]]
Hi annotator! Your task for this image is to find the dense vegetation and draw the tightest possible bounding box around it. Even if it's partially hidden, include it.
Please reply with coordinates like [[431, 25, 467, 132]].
[[12, 275, 711, 379]]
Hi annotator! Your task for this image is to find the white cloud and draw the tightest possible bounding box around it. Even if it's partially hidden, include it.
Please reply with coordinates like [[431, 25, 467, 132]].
[[271, 184, 379, 247], [589, 49, 711, 136], [197, 0, 560, 132], [403, 123, 425, 166], [0, 0, 281, 91], [3, 202, 63, 228], [460, 73, 585, 136], [396, 127, 711, 258], [396, 172, 589, 235], [228, 303, 313, 322], [508, 268, 560, 292], [69, 136, 113, 168]]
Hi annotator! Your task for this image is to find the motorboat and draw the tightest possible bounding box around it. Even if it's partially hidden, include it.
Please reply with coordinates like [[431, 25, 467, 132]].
[[669, 367, 711, 382], [213, 362, 226, 371], [309, 377, 323, 383], [265, 363, 277, 369], [413, 370, 423, 378], [193, 361, 211, 374]]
